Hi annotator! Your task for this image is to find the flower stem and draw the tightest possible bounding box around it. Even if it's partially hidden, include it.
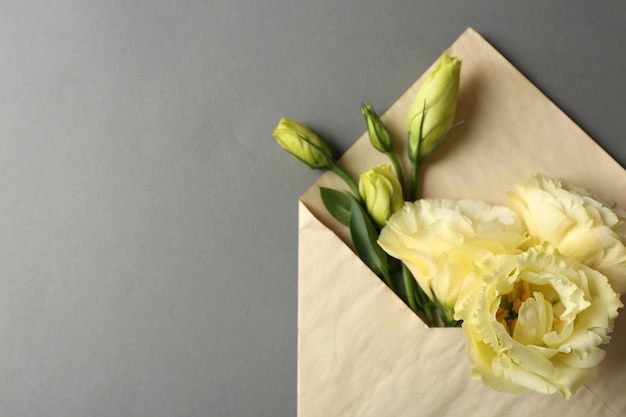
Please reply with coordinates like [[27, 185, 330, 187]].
[[382, 269, 396, 293], [387, 151, 408, 200], [330, 162, 363, 204], [407, 131, 422, 201], [401, 264, 419, 314], [410, 158, 421, 201], [414, 284, 435, 326]]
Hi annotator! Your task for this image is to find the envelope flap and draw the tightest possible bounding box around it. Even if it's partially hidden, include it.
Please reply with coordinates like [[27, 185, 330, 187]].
[[300, 28, 626, 234]]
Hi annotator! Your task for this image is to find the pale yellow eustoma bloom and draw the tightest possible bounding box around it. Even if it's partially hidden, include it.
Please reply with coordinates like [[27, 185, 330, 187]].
[[378, 198, 528, 320], [455, 244, 622, 399], [508, 173, 626, 294]]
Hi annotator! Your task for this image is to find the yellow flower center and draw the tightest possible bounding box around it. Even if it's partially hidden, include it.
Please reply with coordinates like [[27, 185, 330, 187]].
[[498, 280, 557, 346], [497, 281, 532, 335]]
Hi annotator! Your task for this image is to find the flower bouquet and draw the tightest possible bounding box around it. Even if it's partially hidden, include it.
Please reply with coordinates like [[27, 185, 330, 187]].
[[277, 28, 626, 416]]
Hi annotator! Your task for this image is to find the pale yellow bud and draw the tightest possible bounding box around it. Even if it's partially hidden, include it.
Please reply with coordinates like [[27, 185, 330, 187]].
[[408, 51, 461, 162], [273, 118, 334, 169], [361, 103, 392, 153], [359, 164, 404, 228]]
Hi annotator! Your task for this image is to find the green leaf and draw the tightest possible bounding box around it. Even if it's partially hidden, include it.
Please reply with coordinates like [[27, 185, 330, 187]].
[[320, 187, 352, 226], [349, 198, 389, 277]]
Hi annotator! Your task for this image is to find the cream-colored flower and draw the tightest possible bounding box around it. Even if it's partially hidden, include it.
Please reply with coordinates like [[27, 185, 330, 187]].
[[378, 199, 527, 318], [508, 173, 626, 293], [454, 244, 622, 399], [359, 164, 404, 228]]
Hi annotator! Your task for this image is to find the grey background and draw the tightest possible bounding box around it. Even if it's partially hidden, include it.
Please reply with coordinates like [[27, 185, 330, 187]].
[[1, 1, 624, 416]]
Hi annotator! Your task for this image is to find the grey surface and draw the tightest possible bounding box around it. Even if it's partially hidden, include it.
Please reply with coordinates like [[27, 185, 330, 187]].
[[1, 1, 625, 416]]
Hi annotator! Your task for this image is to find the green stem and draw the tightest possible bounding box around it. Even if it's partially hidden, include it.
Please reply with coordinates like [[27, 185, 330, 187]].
[[436, 302, 460, 327], [387, 151, 408, 200], [439, 311, 459, 327], [414, 284, 435, 326], [408, 104, 426, 201], [410, 158, 421, 202], [407, 130, 421, 201], [401, 264, 419, 314], [330, 162, 363, 203], [381, 269, 396, 293]]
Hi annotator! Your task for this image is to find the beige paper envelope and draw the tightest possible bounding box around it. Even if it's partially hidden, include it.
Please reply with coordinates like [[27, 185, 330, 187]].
[[298, 28, 626, 417]]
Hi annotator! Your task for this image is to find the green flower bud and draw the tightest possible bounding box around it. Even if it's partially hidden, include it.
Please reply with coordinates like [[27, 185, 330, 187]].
[[274, 117, 334, 169], [408, 51, 461, 162], [361, 103, 393, 153], [359, 164, 404, 228]]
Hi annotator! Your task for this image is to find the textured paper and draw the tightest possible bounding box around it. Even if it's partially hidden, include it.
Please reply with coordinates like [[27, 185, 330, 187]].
[[298, 28, 626, 417]]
